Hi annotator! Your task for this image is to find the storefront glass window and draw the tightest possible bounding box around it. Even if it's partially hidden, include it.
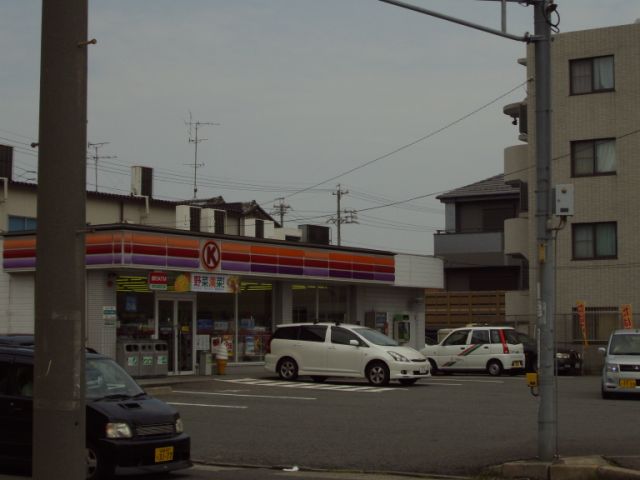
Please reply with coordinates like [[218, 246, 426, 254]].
[[318, 285, 348, 322], [292, 284, 348, 323], [196, 291, 236, 361], [116, 277, 155, 339], [238, 282, 272, 362], [292, 284, 318, 322]]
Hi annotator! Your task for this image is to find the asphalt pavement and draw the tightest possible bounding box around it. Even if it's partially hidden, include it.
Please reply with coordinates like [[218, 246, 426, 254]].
[[3, 368, 640, 480], [137, 367, 640, 480]]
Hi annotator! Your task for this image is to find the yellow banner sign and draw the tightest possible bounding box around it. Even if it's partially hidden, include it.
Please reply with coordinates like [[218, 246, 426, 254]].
[[576, 300, 588, 346], [622, 304, 633, 329]]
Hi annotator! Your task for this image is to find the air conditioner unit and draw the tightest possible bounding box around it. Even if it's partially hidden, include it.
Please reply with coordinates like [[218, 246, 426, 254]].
[[131, 166, 153, 197], [299, 224, 331, 245], [176, 205, 191, 230]]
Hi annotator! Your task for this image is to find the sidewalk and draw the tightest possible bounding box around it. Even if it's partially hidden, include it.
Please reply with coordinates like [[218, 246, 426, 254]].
[[135, 372, 640, 480]]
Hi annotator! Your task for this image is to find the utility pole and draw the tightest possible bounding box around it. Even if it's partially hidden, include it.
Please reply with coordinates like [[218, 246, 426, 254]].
[[272, 197, 291, 226], [87, 141, 116, 191], [186, 112, 219, 199], [35, 0, 89, 478], [332, 184, 349, 246], [378, 0, 556, 461], [328, 185, 358, 246], [533, 0, 555, 461]]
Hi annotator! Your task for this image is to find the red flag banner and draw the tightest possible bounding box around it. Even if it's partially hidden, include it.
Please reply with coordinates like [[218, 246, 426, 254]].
[[622, 304, 633, 329], [577, 300, 588, 346]]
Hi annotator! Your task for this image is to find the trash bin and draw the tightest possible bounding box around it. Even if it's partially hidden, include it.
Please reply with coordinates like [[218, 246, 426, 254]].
[[197, 351, 212, 376], [153, 340, 169, 376], [116, 341, 140, 377], [139, 341, 155, 377]]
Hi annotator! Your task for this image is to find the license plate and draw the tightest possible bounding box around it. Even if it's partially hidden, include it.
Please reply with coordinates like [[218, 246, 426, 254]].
[[619, 379, 636, 389], [513, 361, 523, 368], [420, 367, 427, 374], [155, 446, 174, 463]]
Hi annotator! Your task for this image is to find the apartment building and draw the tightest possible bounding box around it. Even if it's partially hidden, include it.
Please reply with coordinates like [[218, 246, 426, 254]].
[[428, 174, 526, 337], [504, 22, 640, 370]]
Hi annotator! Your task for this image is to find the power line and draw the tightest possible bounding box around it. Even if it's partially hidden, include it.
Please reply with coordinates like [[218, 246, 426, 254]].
[[267, 80, 528, 204]]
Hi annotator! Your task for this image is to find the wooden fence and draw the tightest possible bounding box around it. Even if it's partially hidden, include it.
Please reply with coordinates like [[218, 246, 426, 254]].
[[425, 290, 506, 328]]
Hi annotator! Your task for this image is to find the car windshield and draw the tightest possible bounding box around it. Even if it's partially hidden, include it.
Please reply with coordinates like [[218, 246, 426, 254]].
[[352, 327, 398, 346], [86, 357, 144, 400], [609, 334, 640, 356]]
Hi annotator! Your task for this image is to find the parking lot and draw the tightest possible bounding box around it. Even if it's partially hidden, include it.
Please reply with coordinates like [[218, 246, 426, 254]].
[[154, 372, 640, 477]]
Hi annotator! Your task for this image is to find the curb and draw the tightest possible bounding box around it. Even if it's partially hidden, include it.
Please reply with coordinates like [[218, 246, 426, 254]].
[[597, 466, 640, 480], [495, 456, 640, 480], [192, 460, 470, 479]]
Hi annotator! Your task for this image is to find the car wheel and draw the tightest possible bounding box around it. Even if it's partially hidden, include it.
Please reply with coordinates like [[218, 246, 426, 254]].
[[311, 376, 327, 383], [399, 378, 418, 386], [428, 359, 439, 375], [366, 361, 390, 386], [487, 360, 503, 377], [86, 443, 112, 480], [277, 357, 298, 381]]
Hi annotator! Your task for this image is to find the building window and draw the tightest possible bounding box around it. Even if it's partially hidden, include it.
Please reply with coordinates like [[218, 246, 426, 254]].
[[572, 222, 617, 260], [570, 55, 614, 95], [214, 210, 225, 234], [571, 139, 616, 177], [482, 206, 515, 232], [8, 215, 37, 232], [255, 219, 264, 239]]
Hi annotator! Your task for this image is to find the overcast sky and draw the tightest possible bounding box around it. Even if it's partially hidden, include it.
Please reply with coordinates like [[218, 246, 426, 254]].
[[1, 1, 636, 254]]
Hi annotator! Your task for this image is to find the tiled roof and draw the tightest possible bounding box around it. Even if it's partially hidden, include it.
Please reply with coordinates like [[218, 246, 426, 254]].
[[9, 180, 274, 220], [437, 174, 519, 201]]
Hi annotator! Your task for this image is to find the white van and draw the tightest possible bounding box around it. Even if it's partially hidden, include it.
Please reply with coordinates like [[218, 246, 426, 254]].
[[264, 322, 430, 386], [600, 329, 640, 399], [421, 326, 525, 376]]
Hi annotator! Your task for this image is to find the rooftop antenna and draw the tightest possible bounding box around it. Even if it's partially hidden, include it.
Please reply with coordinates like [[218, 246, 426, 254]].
[[185, 111, 219, 199], [87, 141, 116, 192]]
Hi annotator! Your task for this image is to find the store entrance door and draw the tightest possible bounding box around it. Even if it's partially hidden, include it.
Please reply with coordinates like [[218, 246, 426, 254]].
[[156, 296, 195, 375]]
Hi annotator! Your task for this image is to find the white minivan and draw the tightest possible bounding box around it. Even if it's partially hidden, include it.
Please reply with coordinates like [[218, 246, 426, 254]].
[[601, 329, 640, 399], [264, 322, 430, 386]]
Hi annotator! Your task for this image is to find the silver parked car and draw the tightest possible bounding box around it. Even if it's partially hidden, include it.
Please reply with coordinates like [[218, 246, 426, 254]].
[[601, 329, 640, 399]]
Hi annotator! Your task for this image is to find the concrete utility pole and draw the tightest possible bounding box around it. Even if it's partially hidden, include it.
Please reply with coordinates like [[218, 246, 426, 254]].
[[35, 1, 90, 479], [378, 0, 556, 462], [332, 184, 349, 246], [87, 141, 116, 191], [533, 0, 555, 461], [186, 112, 219, 199], [272, 197, 291, 226]]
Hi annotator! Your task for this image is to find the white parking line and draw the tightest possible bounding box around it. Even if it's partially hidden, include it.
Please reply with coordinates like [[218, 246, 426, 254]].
[[428, 378, 505, 384], [216, 378, 396, 393], [173, 390, 316, 401], [421, 382, 463, 386], [168, 402, 248, 409]]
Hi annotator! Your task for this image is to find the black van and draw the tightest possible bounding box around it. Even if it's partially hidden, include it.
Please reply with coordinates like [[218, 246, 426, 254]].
[[0, 339, 191, 479]]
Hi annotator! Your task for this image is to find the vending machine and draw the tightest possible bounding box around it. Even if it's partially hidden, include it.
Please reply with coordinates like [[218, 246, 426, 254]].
[[364, 311, 389, 336], [393, 313, 411, 344]]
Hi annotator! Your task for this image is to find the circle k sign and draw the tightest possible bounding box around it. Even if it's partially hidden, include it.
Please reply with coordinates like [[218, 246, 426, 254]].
[[201, 240, 221, 271]]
